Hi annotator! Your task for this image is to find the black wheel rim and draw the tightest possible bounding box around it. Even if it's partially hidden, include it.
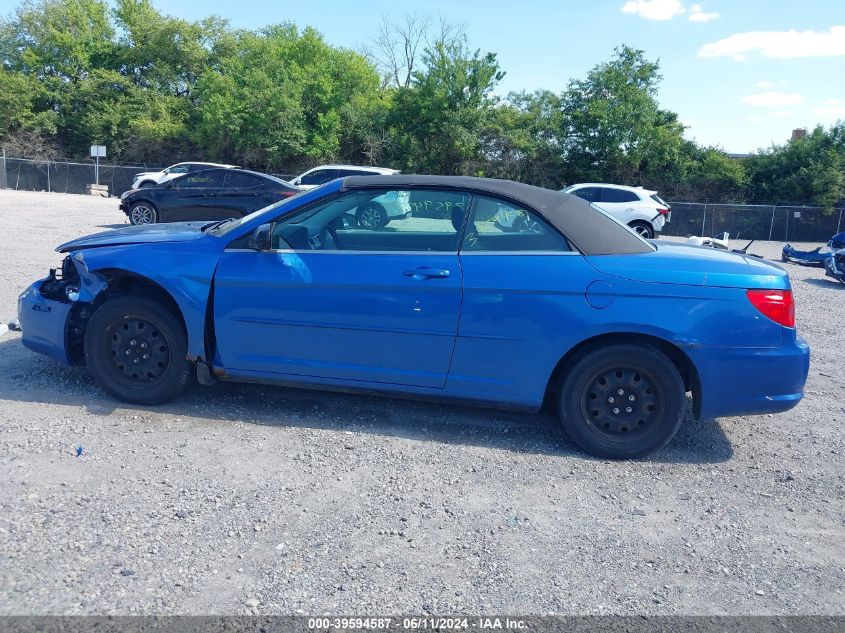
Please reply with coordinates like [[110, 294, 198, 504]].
[[580, 366, 663, 440], [107, 318, 170, 383]]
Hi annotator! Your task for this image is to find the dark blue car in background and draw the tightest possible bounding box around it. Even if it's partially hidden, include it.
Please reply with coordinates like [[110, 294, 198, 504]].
[[17, 176, 809, 458]]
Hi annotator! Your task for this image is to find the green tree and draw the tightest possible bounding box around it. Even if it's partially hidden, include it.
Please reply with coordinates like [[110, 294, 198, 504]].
[[560, 45, 686, 185], [192, 24, 380, 170], [746, 124, 845, 211], [387, 40, 504, 174]]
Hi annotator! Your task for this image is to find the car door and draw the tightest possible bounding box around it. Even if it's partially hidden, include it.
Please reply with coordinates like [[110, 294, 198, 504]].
[[167, 170, 227, 220], [211, 187, 468, 388], [452, 195, 599, 405], [221, 171, 269, 216]]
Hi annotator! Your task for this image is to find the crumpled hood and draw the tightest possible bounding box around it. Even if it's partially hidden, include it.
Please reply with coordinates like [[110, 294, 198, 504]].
[[586, 241, 790, 289], [57, 222, 210, 253]]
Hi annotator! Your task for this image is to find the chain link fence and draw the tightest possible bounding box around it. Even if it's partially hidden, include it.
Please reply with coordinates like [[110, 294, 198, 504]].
[[0, 155, 162, 196], [662, 202, 844, 243], [2, 153, 844, 242]]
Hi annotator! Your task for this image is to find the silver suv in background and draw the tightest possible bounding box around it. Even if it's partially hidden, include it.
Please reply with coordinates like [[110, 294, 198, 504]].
[[562, 183, 671, 238]]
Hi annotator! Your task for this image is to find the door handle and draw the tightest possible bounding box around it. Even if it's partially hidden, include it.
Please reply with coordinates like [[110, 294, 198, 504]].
[[404, 267, 450, 279]]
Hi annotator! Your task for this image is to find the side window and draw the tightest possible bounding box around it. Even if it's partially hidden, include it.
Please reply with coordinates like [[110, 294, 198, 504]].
[[601, 188, 639, 203], [174, 170, 224, 188], [462, 195, 570, 252], [299, 169, 339, 186], [168, 165, 190, 174], [270, 189, 468, 252], [225, 171, 261, 188], [571, 187, 601, 203]]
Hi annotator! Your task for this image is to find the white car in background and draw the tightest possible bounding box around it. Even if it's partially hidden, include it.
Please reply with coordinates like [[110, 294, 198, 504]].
[[131, 162, 236, 190], [561, 183, 671, 239], [290, 164, 400, 190], [292, 165, 408, 229]]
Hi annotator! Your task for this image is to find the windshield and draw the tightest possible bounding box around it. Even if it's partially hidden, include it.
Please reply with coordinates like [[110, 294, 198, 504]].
[[205, 194, 302, 236]]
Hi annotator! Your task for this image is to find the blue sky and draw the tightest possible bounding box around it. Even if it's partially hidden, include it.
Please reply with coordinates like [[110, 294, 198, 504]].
[[3, 0, 843, 153]]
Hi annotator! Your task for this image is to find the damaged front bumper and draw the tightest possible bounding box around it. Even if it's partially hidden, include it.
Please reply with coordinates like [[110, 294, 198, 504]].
[[18, 280, 74, 363], [17, 254, 107, 364], [824, 251, 845, 283]]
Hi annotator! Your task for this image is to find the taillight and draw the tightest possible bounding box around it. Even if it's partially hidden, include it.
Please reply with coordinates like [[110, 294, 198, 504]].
[[656, 208, 669, 215], [746, 289, 795, 328]]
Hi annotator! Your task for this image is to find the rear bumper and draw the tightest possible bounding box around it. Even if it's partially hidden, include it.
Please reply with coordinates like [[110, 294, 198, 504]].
[[691, 333, 810, 420], [17, 280, 73, 364]]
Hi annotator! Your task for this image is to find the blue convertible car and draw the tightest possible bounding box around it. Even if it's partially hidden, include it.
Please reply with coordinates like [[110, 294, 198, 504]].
[[18, 176, 809, 458]]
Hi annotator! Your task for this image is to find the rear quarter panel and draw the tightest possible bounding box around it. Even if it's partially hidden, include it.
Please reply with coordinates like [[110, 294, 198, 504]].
[[448, 253, 785, 408]]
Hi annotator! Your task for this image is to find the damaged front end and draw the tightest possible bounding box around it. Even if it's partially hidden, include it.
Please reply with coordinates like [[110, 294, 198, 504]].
[[824, 250, 845, 283], [17, 253, 107, 364]]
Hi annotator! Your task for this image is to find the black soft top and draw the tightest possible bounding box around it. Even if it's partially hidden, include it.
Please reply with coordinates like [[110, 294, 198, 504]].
[[340, 175, 653, 255]]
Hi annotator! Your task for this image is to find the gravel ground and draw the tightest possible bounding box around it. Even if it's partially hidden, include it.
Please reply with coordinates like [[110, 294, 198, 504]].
[[0, 189, 843, 616]]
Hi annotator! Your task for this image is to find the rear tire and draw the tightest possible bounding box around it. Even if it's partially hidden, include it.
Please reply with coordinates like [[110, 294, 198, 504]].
[[83, 296, 194, 405], [629, 221, 654, 239], [356, 203, 388, 230], [129, 202, 158, 225], [558, 344, 686, 459]]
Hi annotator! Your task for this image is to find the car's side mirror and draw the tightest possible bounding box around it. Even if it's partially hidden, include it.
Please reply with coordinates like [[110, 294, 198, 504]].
[[291, 178, 300, 186], [249, 223, 273, 251]]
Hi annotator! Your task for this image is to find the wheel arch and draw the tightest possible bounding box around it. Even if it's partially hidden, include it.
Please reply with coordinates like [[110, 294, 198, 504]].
[[543, 332, 701, 419], [628, 219, 654, 236], [68, 269, 188, 364], [128, 197, 157, 208]]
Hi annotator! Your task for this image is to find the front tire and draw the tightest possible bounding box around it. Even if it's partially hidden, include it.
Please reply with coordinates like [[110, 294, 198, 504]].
[[629, 221, 654, 239], [83, 296, 194, 405], [558, 344, 686, 459], [129, 202, 158, 225]]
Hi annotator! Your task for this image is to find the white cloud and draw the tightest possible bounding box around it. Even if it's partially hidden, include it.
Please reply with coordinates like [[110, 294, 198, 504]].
[[815, 98, 845, 118], [621, 0, 685, 21], [741, 92, 805, 107], [753, 81, 775, 89], [689, 4, 719, 22], [699, 26, 845, 60]]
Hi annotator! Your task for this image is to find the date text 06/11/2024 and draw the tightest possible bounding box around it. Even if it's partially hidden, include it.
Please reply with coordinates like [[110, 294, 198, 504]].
[[306, 618, 528, 630]]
